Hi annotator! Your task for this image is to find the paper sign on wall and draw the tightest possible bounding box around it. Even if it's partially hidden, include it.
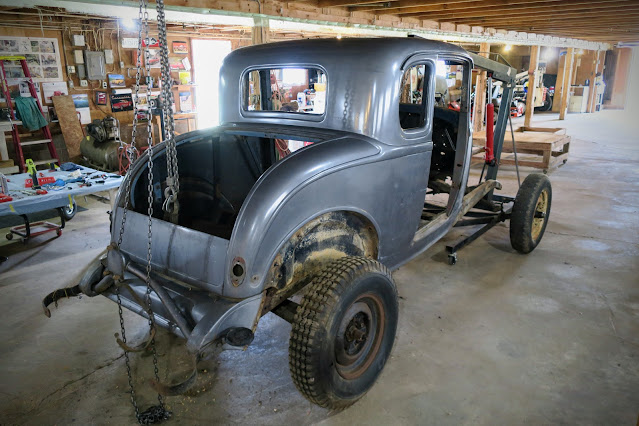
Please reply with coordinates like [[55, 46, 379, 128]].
[[42, 81, 68, 103], [0, 36, 63, 82], [72, 93, 91, 124]]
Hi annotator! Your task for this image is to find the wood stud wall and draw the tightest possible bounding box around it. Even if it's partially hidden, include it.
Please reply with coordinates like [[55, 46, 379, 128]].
[[524, 45, 540, 128]]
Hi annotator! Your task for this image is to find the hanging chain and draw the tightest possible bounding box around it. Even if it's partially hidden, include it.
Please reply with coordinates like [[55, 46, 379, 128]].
[[113, 0, 170, 423], [155, 0, 179, 219], [116, 0, 148, 248]]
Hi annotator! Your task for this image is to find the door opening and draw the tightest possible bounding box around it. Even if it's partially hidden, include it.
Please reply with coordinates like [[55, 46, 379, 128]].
[[191, 39, 232, 129]]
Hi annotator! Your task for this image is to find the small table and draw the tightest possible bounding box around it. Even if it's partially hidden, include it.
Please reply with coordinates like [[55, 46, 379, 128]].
[[0, 165, 123, 242]]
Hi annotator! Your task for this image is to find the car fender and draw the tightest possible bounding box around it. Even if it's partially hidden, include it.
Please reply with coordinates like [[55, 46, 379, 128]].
[[223, 136, 431, 299]]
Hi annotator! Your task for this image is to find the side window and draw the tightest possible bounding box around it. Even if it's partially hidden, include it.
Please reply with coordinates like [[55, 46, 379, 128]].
[[244, 67, 326, 114], [399, 64, 429, 130], [435, 60, 465, 109]]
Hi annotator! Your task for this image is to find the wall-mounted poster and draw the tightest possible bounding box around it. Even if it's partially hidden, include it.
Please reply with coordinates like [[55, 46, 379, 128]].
[[134, 48, 162, 69], [95, 90, 107, 105], [169, 57, 185, 70], [172, 41, 188, 54], [108, 74, 126, 88], [142, 37, 160, 48], [72, 93, 91, 124], [179, 91, 193, 112], [111, 89, 134, 112], [147, 49, 161, 68], [0, 36, 63, 82], [42, 81, 68, 103]]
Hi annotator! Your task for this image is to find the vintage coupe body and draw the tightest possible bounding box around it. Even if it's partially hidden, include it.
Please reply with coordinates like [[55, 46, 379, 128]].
[[48, 38, 551, 409]]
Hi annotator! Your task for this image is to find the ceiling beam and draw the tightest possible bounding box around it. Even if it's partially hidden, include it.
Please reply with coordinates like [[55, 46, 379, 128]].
[[2, 0, 617, 47], [316, 0, 510, 9], [437, 8, 639, 23], [446, 14, 639, 26], [355, 0, 625, 13], [394, 3, 639, 18]]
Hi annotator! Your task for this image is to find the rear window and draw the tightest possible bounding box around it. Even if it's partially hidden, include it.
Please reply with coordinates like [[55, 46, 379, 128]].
[[244, 67, 326, 115]]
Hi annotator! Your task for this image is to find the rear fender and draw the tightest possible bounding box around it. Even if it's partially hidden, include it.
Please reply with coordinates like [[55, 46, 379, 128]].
[[224, 136, 431, 299], [260, 211, 379, 311]]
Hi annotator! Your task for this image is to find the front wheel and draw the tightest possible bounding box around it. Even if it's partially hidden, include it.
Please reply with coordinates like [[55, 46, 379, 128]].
[[510, 173, 552, 254], [59, 200, 77, 221], [289, 257, 398, 410]]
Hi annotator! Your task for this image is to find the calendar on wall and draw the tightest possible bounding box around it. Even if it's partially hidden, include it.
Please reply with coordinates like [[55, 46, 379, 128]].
[[0, 36, 63, 82]]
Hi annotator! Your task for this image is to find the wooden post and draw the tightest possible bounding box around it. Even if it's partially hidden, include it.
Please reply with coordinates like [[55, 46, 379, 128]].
[[587, 50, 603, 113], [472, 42, 490, 133], [551, 52, 566, 113], [559, 47, 575, 120], [524, 45, 540, 128], [252, 16, 270, 45]]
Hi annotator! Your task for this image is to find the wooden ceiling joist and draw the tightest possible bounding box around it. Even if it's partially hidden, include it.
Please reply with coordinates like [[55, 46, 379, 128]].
[[297, 0, 639, 42], [447, 15, 639, 27], [394, 3, 639, 19], [357, 0, 630, 14]]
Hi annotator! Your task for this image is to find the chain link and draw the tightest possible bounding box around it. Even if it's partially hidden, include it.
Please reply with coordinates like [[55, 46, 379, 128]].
[[116, 285, 140, 419], [113, 0, 170, 423], [156, 0, 180, 218]]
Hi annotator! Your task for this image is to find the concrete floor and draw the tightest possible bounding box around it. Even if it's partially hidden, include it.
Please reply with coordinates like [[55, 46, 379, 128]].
[[1, 110, 638, 425]]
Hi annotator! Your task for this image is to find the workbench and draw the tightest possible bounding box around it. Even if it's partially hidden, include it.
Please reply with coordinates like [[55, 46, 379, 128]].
[[473, 126, 570, 173], [0, 164, 122, 241]]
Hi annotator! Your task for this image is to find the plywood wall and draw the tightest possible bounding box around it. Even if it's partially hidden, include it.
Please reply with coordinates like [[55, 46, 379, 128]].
[[0, 26, 237, 128]]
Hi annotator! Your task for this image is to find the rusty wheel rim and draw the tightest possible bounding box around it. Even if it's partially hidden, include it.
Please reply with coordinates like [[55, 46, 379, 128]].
[[335, 292, 385, 380], [531, 189, 549, 241]]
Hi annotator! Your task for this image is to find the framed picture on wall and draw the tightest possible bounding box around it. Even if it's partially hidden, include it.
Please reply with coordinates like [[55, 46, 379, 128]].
[[95, 90, 107, 105], [0, 36, 63, 82], [111, 91, 134, 112], [108, 74, 126, 88], [172, 41, 188, 54], [169, 57, 185, 70], [134, 49, 162, 69]]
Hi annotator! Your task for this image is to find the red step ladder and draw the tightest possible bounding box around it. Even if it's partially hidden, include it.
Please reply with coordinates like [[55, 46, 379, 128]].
[[0, 56, 60, 173]]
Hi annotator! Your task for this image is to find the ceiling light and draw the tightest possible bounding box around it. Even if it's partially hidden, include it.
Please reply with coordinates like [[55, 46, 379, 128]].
[[504, 44, 512, 52], [121, 17, 137, 31]]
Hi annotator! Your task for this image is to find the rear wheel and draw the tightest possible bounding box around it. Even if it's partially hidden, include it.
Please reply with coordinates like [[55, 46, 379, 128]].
[[535, 95, 553, 112], [510, 173, 552, 253], [289, 256, 398, 409]]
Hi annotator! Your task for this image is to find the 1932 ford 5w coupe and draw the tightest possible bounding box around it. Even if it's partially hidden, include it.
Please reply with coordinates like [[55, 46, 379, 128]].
[[44, 37, 551, 409]]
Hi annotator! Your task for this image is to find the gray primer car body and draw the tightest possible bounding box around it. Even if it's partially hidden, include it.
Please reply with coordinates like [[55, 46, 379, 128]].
[[71, 38, 493, 353]]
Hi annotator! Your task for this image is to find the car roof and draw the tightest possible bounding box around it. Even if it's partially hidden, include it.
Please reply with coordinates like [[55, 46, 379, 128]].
[[219, 37, 471, 143], [227, 37, 469, 66]]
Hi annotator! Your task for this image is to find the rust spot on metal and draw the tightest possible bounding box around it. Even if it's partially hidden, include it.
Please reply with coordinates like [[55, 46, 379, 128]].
[[260, 211, 379, 315], [231, 256, 246, 287]]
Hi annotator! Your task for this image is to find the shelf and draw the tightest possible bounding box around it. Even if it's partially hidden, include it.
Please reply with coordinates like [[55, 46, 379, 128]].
[[171, 85, 196, 90]]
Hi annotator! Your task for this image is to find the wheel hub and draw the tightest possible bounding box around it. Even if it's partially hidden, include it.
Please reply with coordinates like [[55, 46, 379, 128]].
[[334, 294, 385, 380], [344, 312, 369, 355], [531, 189, 549, 240]]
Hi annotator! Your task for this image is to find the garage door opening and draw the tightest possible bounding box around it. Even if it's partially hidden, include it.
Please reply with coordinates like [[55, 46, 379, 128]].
[[192, 39, 232, 129]]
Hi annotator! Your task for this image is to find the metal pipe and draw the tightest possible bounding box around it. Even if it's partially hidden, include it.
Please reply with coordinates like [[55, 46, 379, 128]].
[[126, 263, 192, 339], [271, 299, 299, 323], [508, 113, 522, 187]]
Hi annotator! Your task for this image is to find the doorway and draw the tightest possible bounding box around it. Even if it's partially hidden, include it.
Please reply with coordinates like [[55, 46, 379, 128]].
[[191, 39, 232, 129]]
